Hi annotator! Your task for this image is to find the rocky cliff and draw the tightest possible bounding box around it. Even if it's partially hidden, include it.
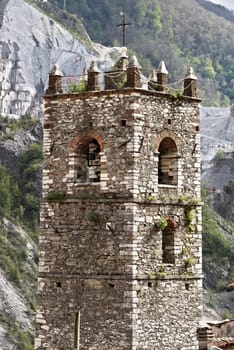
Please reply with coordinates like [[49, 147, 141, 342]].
[[201, 106, 234, 190], [0, 0, 117, 118], [0, 216, 37, 349]]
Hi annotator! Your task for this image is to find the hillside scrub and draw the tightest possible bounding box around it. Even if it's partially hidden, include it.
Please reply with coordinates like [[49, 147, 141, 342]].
[[0, 143, 42, 233]]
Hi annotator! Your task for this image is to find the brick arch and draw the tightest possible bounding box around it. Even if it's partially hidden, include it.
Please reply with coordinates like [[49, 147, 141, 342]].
[[154, 130, 180, 152], [70, 131, 104, 152]]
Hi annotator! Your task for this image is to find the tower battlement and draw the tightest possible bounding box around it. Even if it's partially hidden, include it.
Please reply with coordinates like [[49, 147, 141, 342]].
[[36, 52, 203, 350]]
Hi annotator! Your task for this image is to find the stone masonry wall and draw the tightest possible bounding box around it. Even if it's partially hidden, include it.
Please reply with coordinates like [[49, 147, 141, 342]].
[[136, 278, 202, 350], [36, 277, 134, 350], [39, 200, 134, 275], [42, 90, 200, 201], [36, 89, 202, 349]]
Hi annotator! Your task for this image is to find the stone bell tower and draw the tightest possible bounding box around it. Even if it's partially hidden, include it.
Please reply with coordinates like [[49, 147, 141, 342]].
[[35, 53, 203, 350]]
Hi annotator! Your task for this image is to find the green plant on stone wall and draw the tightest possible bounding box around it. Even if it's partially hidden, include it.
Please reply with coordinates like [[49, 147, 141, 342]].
[[68, 80, 87, 93], [146, 194, 155, 202], [184, 207, 196, 232], [178, 195, 188, 204], [154, 217, 168, 231], [88, 211, 101, 223], [148, 271, 156, 279], [184, 257, 196, 269], [181, 246, 189, 256], [148, 271, 166, 279], [178, 195, 200, 205], [170, 88, 183, 99], [154, 271, 167, 278], [47, 191, 66, 201], [189, 197, 200, 205]]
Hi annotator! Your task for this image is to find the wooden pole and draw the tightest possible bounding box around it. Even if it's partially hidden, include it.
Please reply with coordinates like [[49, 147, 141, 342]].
[[76, 311, 80, 350]]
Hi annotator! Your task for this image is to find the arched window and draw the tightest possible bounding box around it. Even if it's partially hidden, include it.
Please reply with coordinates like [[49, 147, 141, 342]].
[[76, 138, 101, 183], [158, 137, 178, 186]]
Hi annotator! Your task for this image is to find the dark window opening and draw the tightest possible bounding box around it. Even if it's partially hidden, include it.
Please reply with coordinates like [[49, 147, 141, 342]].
[[195, 125, 199, 132], [56, 282, 62, 288], [162, 217, 176, 264], [148, 281, 153, 288], [108, 282, 115, 288], [162, 230, 175, 264], [74, 311, 80, 348], [76, 138, 101, 183], [121, 120, 127, 127], [158, 137, 178, 185], [185, 283, 190, 291], [167, 119, 172, 125]]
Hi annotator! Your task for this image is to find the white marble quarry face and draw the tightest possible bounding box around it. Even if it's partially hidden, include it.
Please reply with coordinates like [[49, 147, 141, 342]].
[[208, 0, 234, 11], [0, 0, 118, 117]]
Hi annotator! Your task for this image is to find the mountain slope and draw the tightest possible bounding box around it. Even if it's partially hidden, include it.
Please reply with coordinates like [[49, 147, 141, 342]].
[[0, 216, 37, 350], [50, 0, 234, 106]]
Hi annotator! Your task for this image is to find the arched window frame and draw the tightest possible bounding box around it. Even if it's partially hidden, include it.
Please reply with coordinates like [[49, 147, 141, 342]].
[[69, 133, 104, 185], [155, 133, 180, 187]]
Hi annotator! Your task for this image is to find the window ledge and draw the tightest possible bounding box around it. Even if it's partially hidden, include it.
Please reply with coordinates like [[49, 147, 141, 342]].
[[74, 182, 100, 186], [158, 184, 178, 188]]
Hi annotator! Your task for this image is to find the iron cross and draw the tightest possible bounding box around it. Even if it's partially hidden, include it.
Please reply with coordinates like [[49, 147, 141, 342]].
[[117, 11, 131, 47]]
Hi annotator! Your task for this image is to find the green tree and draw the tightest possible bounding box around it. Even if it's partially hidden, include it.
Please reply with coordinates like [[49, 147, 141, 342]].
[[18, 143, 42, 231], [0, 163, 11, 215]]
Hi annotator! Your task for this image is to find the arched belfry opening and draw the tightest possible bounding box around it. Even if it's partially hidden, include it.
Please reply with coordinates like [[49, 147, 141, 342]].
[[158, 137, 178, 186], [75, 137, 101, 183]]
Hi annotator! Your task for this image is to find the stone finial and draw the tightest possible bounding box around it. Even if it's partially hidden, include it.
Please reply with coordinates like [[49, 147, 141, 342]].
[[46, 64, 63, 95], [120, 47, 128, 58], [149, 69, 157, 82], [183, 66, 198, 97], [158, 61, 168, 74], [125, 55, 142, 88], [157, 61, 168, 92], [148, 69, 158, 90], [50, 64, 63, 76], [185, 67, 197, 80], [87, 61, 100, 91], [82, 68, 88, 82], [88, 61, 100, 73], [128, 55, 142, 69]]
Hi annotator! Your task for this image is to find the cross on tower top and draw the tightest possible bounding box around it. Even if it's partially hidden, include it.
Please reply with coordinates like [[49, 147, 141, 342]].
[[117, 11, 131, 47]]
